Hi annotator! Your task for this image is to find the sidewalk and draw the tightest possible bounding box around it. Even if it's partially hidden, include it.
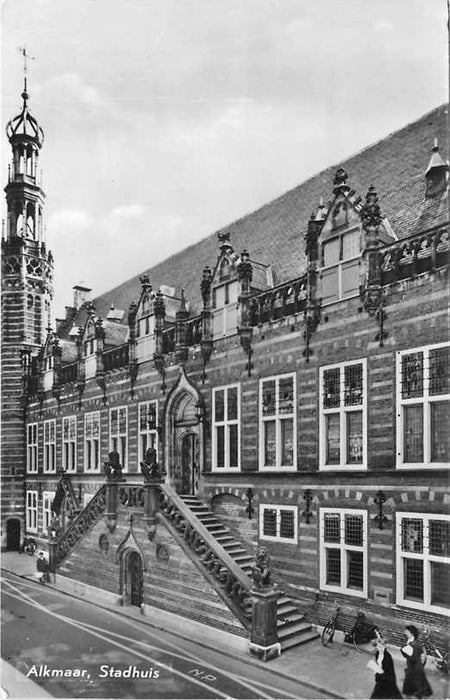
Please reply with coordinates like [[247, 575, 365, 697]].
[[2, 550, 449, 700]]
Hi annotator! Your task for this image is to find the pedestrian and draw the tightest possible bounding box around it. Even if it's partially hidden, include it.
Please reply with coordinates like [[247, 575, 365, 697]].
[[367, 632, 402, 699], [401, 625, 433, 699], [35, 551, 48, 584]]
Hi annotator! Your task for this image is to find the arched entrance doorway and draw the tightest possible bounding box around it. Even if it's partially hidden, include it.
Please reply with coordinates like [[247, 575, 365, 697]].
[[6, 519, 21, 550], [180, 431, 200, 494], [164, 371, 204, 495], [124, 550, 143, 607]]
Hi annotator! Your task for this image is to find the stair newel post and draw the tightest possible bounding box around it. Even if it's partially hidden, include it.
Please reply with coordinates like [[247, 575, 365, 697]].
[[141, 447, 165, 540], [248, 546, 281, 661], [48, 529, 57, 578], [103, 450, 124, 533]]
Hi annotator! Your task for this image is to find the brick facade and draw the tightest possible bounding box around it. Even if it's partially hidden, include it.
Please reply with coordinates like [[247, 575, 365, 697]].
[[2, 92, 448, 646]]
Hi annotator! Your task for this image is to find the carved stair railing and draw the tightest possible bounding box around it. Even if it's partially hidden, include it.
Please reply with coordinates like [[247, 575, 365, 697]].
[[159, 484, 252, 630], [51, 484, 106, 569]]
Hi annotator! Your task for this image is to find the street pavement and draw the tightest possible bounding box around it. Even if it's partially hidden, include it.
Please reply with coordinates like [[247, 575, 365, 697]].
[[1, 550, 449, 700]]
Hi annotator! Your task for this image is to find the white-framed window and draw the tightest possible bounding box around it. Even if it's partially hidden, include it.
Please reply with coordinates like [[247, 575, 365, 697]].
[[110, 406, 127, 471], [321, 227, 360, 304], [396, 343, 449, 468], [260, 505, 298, 543], [27, 423, 38, 473], [259, 373, 296, 471], [43, 419, 56, 473], [136, 314, 155, 361], [62, 416, 77, 473], [85, 411, 100, 472], [84, 336, 96, 379], [138, 401, 158, 463], [396, 512, 450, 614], [43, 491, 53, 534], [212, 280, 238, 338], [319, 359, 367, 470], [212, 384, 240, 470], [26, 490, 38, 532], [319, 508, 368, 598]]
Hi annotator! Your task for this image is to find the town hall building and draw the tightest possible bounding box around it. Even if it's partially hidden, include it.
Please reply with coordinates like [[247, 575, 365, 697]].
[[1, 76, 448, 653]]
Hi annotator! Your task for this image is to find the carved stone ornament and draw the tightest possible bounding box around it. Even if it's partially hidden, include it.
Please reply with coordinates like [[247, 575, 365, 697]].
[[251, 546, 273, 589]]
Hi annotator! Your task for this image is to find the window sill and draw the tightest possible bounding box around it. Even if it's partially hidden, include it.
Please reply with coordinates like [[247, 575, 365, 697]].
[[320, 585, 367, 598], [395, 598, 449, 616], [260, 535, 298, 544], [319, 465, 367, 471], [259, 466, 298, 472], [211, 467, 241, 473], [396, 463, 449, 470]]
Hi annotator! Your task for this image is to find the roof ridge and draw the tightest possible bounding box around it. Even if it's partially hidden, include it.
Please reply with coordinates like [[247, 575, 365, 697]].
[[85, 103, 448, 315]]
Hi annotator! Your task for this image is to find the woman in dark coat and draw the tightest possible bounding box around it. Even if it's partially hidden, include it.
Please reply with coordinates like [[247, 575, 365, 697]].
[[401, 625, 433, 699], [369, 634, 402, 699]]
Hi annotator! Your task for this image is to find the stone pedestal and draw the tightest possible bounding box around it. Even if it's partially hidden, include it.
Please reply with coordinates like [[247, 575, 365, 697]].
[[143, 474, 164, 540], [248, 585, 282, 661], [105, 480, 118, 533]]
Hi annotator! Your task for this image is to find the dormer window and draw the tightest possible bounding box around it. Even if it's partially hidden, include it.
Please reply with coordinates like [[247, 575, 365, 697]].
[[84, 339, 96, 355], [84, 336, 97, 379], [321, 229, 360, 304], [212, 280, 238, 338], [42, 354, 54, 391], [219, 258, 230, 279], [136, 314, 155, 361]]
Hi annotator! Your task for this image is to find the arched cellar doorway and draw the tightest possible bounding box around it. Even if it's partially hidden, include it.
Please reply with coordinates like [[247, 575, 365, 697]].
[[123, 550, 143, 607], [6, 518, 21, 550]]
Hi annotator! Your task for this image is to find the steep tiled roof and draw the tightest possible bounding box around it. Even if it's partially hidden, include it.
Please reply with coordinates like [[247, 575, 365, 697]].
[[61, 104, 448, 333]]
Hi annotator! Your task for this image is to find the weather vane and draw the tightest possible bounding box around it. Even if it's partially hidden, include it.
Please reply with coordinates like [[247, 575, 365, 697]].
[[17, 47, 35, 85]]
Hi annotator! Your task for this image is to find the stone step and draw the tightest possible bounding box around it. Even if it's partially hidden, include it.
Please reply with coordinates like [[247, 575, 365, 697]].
[[224, 545, 249, 556], [277, 600, 303, 615], [277, 610, 305, 626], [280, 628, 320, 651], [215, 534, 235, 543], [277, 619, 316, 640], [191, 508, 219, 523], [176, 493, 319, 653], [231, 554, 254, 565]]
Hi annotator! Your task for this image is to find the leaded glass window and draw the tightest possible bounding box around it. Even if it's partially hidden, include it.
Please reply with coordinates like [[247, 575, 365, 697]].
[[43, 419, 56, 472], [397, 513, 450, 613], [138, 401, 158, 464], [62, 416, 77, 472], [260, 505, 297, 542], [260, 374, 296, 470], [320, 509, 367, 596], [398, 344, 450, 467], [85, 411, 100, 471], [110, 406, 127, 471], [320, 360, 366, 469]]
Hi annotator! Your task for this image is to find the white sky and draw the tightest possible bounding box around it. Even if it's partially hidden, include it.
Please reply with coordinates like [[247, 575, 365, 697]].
[[1, 0, 448, 319]]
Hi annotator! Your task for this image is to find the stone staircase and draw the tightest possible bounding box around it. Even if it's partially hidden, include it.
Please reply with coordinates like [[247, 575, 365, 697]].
[[178, 493, 319, 651]]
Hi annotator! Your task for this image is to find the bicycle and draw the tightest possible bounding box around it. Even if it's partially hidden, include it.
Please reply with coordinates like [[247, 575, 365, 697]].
[[321, 607, 380, 654], [422, 627, 448, 675]]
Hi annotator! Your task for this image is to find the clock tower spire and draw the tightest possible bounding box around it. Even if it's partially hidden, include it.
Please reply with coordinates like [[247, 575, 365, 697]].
[[1, 57, 54, 547]]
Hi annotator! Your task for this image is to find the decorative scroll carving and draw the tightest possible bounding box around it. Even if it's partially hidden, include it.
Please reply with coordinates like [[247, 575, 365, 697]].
[[159, 489, 252, 627], [51, 485, 106, 568]]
